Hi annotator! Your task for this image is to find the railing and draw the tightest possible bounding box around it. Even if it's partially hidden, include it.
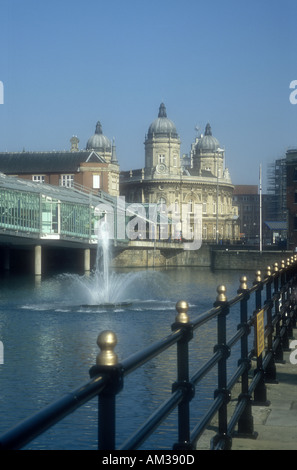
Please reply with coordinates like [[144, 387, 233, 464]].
[[0, 257, 297, 450]]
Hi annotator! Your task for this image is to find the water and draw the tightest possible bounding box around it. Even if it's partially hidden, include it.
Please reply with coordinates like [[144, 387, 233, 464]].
[[0, 265, 249, 450]]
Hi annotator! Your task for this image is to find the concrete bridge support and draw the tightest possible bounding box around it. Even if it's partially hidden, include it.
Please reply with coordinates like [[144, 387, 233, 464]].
[[84, 248, 91, 272], [34, 245, 42, 276]]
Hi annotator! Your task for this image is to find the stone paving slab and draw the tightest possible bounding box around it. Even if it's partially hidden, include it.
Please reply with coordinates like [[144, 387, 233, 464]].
[[197, 340, 297, 451]]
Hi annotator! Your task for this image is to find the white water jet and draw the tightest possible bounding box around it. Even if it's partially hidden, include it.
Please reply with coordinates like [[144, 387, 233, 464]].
[[95, 219, 111, 303], [58, 219, 168, 308], [84, 218, 131, 306], [80, 218, 147, 306]]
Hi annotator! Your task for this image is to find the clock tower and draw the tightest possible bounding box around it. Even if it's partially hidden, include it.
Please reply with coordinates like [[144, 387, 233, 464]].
[[144, 103, 181, 179]]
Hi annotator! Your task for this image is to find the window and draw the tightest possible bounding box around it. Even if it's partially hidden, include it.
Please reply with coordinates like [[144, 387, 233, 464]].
[[175, 200, 179, 214], [61, 175, 74, 188], [93, 174, 100, 189], [158, 197, 166, 210], [158, 154, 165, 164], [203, 226, 207, 239], [202, 202, 207, 214], [32, 175, 45, 183], [158, 197, 166, 204]]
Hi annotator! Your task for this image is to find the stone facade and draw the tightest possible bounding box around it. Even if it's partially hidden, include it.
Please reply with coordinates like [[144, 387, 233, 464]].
[[120, 103, 239, 243]]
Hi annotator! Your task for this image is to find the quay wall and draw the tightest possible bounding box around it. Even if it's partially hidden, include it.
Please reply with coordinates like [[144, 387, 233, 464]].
[[0, 242, 293, 275], [111, 245, 293, 272], [111, 244, 212, 268], [210, 249, 292, 271]]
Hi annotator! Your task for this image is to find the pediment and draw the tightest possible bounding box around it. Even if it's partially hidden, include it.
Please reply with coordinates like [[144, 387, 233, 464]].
[[85, 151, 106, 163]]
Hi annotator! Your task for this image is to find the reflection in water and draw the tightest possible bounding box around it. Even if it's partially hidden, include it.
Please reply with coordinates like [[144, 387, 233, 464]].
[[0, 267, 247, 449]]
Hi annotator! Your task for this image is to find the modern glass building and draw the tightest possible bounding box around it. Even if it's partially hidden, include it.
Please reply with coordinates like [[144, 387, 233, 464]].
[[0, 172, 118, 242]]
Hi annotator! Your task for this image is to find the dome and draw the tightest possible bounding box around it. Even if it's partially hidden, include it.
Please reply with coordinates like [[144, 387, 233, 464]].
[[196, 123, 220, 152], [86, 121, 111, 151], [147, 103, 178, 138]]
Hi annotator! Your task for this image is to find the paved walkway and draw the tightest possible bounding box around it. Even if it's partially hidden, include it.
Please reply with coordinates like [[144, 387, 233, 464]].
[[232, 347, 297, 450], [197, 332, 297, 450]]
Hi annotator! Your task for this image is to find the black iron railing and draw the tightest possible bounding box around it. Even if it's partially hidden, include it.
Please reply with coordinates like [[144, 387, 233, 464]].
[[0, 257, 297, 450]]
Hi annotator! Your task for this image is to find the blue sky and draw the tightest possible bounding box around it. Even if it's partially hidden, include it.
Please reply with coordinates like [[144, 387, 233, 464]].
[[0, 0, 296, 190]]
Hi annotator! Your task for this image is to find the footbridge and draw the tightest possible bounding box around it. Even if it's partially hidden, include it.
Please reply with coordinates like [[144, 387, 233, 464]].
[[0, 173, 291, 274]]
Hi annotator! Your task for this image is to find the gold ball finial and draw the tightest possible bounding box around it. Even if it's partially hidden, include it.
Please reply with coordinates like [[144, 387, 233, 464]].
[[281, 260, 285, 269], [216, 285, 227, 303], [239, 275, 248, 291], [175, 300, 189, 323], [254, 270, 262, 284], [266, 266, 272, 277], [96, 330, 118, 366], [274, 262, 279, 273]]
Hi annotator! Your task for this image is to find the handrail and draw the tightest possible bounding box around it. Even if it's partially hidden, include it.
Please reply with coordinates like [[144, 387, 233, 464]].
[[0, 373, 109, 450], [0, 256, 297, 450], [120, 328, 183, 376]]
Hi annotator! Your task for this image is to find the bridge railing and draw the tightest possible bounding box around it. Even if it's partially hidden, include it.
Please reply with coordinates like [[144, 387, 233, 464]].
[[0, 257, 297, 450]]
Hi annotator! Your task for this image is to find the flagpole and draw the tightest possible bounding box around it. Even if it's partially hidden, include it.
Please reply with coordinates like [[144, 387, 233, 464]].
[[259, 163, 262, 253]]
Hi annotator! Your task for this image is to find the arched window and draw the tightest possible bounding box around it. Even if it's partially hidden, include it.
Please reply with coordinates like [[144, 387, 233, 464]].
[[158, 197, 167, 213], [175, 200, 179, 214], [188, 199, 193, 213], [203, 226, 207, 239]]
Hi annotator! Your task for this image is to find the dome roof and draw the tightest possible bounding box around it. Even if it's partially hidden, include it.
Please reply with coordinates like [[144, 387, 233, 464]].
[[147, 103, 178, 138], [86, 121, 111, 151], [196, 123, 220, 152]]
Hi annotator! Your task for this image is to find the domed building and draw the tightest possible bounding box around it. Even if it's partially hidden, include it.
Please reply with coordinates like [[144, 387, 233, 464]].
[[144, 103, 181, 179], [192, 123, 223, 177], [147, 102, 178, 138], [0, 121, 120, 197], [86, 121, 118, 164], [120, 103, 239, 243]]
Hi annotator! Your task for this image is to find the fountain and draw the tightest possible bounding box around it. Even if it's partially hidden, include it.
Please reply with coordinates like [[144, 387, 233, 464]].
[[53, 217, 168, 311], [80, 219, 134, 308]]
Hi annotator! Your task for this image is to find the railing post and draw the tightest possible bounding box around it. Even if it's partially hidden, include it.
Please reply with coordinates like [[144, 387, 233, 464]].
[[273, 263, 285, 363], [254, 270, 262, 310], [236, 275, 257, 438], [264, 266, 278, 383], [280, 260, 286, 306], [286, 260, 295, 338], [252, 271, 270, 406], [172, 300, 195, 450], [282, 261, 293, 351], [212, 285, 232, 450], [89, 330, 123, 450]]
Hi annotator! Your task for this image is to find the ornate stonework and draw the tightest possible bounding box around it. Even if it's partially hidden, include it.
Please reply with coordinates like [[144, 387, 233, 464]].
[[120, 104, 239, 243]]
